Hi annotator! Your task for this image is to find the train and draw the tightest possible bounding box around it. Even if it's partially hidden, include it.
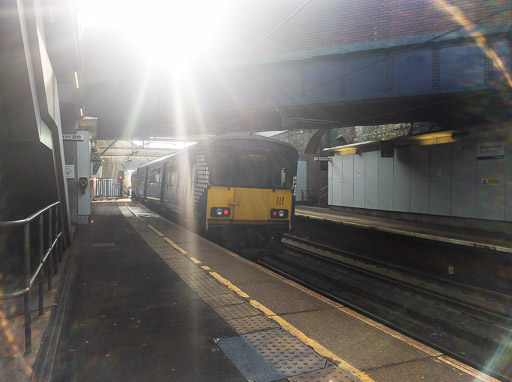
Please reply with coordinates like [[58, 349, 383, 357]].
[[131, 133, 298, 252]]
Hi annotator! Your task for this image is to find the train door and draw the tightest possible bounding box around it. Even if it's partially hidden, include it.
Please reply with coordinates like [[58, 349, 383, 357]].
[[161, 162, 169, 205], [231, 145, 271, 223], [162, 161, 172, 206]]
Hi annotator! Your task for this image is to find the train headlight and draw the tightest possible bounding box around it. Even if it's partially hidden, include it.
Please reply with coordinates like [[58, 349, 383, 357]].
[[270, 209, 288, 218], [211, 207, 230, 217]]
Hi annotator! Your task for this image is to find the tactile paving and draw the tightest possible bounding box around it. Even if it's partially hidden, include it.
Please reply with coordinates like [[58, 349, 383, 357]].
[[275, 354, 330, 376], [123, 206, 348, 381], [216, 302, 261, 320], [244, 328, 330, 377], [229, 315, 279, 334], [289, 366, 360, 382], [192, 284, 231, 299], [203, 293, 245, 308]]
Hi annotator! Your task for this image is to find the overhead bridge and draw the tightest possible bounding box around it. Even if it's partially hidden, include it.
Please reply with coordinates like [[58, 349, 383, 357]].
[[82, 2, 512, 139]]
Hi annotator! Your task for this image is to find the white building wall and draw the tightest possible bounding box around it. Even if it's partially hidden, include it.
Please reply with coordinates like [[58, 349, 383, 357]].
[[393, 147, 410, 212], [330, 137, 511, 221], [353, 154, 365, 208], [378, 156, 393, 211], [342, 155, 354, 207], [364, 151, 379, 209]]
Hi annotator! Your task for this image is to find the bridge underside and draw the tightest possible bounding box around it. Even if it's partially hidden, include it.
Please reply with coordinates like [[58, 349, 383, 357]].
[[85, 32, 512, 139]]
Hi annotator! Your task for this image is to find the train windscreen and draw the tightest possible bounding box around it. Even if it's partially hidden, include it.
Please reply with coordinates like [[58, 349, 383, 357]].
[[208, 140, 296, 189]]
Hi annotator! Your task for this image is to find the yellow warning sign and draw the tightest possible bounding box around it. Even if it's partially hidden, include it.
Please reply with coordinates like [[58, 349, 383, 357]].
[[481, 178, 501, 185]]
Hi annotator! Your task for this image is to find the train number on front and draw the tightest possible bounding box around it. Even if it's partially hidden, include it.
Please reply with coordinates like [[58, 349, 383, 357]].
[[276, 196, 285, 206]]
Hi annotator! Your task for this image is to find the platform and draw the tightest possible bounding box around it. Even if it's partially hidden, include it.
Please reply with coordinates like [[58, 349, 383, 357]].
[[22, 201, 500, 381], [295, 206, 512, 254]]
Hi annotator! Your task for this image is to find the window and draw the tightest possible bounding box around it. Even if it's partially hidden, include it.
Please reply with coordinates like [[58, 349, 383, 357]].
[[208, 140, 296, 189], [209, 143, 234, 185]]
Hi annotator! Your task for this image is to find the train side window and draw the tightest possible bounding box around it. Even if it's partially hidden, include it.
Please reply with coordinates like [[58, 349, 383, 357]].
[[170, 171, 179, 189], [148, 172, 156, 185]]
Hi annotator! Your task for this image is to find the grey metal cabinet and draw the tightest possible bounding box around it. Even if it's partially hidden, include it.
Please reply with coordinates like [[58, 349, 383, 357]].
[[353, 154, 365, 208], [342, 154, 354, 207], [410, 146, 429, 213], [429, 144, 452, 216], [452, 141, 476, 218], [364, 151, 379, 209], [378, 156, 393, 210], [393, 147, 411, 212]]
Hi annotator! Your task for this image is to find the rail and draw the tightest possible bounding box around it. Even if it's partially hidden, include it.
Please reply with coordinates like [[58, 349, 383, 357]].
[[0, 201, 63, 354]]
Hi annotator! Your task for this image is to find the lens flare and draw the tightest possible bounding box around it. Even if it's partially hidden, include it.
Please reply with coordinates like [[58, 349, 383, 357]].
[[431, 0, 512, 88]]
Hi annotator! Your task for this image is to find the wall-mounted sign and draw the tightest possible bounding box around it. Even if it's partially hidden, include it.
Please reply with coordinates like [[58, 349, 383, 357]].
[[481, 178, 501, 185], [62, 134, 85, 141], [314, 157, 331, 161], [65, 165, 75, 179], [477, 141, 504, 160]]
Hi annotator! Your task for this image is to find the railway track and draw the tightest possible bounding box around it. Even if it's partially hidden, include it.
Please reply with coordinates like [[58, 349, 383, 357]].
[[259, 233, 512, 381]]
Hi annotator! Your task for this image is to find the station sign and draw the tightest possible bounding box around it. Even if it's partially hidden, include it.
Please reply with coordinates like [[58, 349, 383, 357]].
[[481, 178, 501, 186], [314, 157, 331, 161], [477, 142, 504, 160], [65, 165, 75, 179], [62, 133, 85, 141]]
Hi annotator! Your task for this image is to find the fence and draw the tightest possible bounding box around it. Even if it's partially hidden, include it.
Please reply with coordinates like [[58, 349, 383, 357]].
[[0, 202, 63, 354], [93, 178, 122, 198]]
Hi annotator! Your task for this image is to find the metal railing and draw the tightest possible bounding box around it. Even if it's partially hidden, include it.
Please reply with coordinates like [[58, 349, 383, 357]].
[[0, 202, 63, 354], [94, 178, 122, 198]]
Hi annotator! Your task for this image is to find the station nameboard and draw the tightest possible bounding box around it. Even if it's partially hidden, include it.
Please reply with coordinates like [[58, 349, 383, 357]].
[[62, 134, 85, 141], [477, 142, 504, 160], [314, 157, 331, 161]]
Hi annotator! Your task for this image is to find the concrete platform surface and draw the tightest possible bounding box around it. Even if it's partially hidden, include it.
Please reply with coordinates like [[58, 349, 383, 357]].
[[295, 206, 512, 253], [13, 200, 500, 382]]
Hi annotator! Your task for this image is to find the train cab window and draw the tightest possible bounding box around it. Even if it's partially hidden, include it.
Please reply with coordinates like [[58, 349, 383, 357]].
[[209, 140, 295, 189], [271, 149, 294, 188], [209, 144, 234, 186], [237, 149, 271, 188]]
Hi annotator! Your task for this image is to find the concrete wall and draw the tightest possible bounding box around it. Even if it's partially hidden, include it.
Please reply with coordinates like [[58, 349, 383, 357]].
[[329, 136, 512, 222]]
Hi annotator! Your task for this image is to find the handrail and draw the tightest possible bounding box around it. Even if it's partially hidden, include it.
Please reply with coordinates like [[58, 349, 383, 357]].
[[0, 201, 59, 228], [0, 201, 63, 354]]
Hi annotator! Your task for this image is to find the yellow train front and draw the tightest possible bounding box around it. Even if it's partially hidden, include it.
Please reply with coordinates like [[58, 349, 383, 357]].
[[132, 134, 298, 252]]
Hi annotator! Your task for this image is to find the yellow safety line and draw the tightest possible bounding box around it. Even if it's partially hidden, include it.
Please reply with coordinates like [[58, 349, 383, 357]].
[[162, 237, 188, 255], [201, 266, 211, 270], [209, 272, 250, 299], [249, 300, 374, 382], [190, 257, 201, 264], [147, 225, 164, 237], [207, 270, 372, 382], [139, 206, 493, 382]]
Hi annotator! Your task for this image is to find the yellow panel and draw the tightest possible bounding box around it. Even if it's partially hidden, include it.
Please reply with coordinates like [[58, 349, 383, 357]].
[[207, 187, 293, 228], [207, 187, 235, 219], [268, 189, 293, 211], [232, 188, 269, 221]]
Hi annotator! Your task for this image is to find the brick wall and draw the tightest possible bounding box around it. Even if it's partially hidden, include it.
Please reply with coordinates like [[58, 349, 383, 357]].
[[255, 0, 511, 57]]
